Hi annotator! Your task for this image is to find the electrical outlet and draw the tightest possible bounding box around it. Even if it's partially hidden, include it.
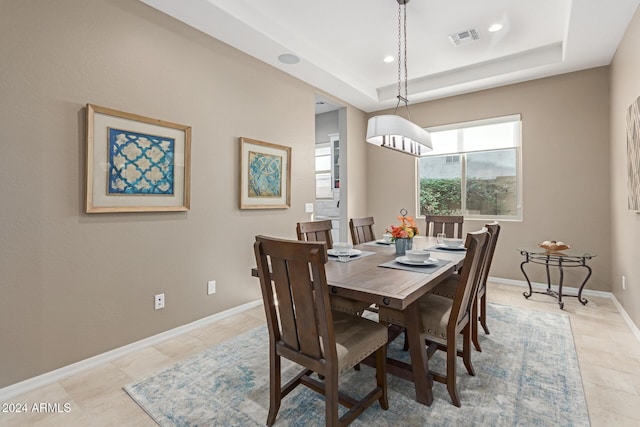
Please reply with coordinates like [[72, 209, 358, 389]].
[[208, 280, 216, 295], [622, 275, 626, 291], [154, 293, 165, 310]]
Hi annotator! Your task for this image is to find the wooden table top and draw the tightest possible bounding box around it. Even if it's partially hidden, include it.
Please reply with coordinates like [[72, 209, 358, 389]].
[[323, 236, 466, 311]]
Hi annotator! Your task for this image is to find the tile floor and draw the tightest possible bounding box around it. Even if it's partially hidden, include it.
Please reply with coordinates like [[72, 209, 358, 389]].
[[1, 282, 639, 426]]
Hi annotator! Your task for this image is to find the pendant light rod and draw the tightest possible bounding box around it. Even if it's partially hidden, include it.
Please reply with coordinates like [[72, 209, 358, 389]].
[[366, 0, 432, 157], [393, 0, 410, 119]]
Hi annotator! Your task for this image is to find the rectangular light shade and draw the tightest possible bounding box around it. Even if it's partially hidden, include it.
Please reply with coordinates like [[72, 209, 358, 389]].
[[366, 115, 432, 157]]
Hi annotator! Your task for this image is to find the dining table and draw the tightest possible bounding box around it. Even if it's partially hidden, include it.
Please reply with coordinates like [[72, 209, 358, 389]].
[[252, 235, 467, 406]]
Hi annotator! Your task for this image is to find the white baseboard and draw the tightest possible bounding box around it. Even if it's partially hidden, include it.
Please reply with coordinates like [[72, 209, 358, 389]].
[[0, 299, 263, 402], [609, 294, 640, 343], [489, 276, 640, 342]]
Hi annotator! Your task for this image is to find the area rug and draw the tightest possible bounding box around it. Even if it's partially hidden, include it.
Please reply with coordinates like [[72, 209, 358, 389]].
[[124, 303, 590, 426]]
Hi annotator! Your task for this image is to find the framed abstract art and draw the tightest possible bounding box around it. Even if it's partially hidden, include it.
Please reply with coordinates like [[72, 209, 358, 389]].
[[86, 104, 191, 213], [239, 137, 291, 209]]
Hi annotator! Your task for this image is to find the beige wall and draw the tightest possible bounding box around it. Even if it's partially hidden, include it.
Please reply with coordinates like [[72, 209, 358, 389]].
[[367, 68, 612, 292], [610, 6, 640, 328], [0, 0, 358, 387]]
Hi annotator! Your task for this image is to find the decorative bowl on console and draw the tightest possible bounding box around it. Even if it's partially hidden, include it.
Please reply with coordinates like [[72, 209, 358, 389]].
[[538, 240, 570, 252]]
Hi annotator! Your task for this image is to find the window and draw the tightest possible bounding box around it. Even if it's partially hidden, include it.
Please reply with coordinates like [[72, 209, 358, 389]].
[[315, 143, 333, 199], [417, 115, 521, 220]]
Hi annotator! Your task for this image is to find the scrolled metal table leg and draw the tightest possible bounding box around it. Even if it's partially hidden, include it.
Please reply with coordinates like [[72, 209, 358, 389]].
[[577, 263, 592, 305], [521, 260, 533, 299]]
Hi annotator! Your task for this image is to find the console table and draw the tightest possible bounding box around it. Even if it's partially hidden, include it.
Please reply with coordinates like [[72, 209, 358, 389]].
[[517, 247, 596, 309]]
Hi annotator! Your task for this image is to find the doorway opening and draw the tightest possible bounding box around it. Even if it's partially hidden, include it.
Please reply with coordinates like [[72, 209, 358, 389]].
[[314, 95, 347, 242]]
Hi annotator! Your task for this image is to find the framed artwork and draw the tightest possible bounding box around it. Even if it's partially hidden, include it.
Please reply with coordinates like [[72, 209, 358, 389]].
[[627, 96, 640, 211], [240, 137, 291, 209], [86, 104, 191, 213]]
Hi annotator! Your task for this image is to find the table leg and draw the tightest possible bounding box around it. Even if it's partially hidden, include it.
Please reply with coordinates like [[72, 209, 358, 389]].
[[521, 260, 534, 299], [545, 260, 552, 292], [557, 258, 565, 309], [404, 302, 433, 406], [577, 264, 592, 305]]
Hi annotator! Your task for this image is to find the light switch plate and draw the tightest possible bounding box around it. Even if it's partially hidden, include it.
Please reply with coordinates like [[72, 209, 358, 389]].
[[305, 203, 314, 213]]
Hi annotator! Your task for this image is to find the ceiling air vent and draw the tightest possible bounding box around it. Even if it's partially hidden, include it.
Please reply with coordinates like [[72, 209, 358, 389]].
[[448, 27, 480, 46]]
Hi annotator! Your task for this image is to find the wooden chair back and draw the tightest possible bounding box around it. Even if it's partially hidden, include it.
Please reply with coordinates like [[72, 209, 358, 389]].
[[450, 228, 489, 329], [479, 222, 501, 290], [254, 235, 336, 371], [425, 215, 464, 238], [349, 216, 376, 244], [296, 220, 334, 249]]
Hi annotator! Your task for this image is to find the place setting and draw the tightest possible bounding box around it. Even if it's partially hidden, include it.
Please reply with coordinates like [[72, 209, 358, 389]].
[[379, 249, 451, 273], [327, 242, 375, 262], [362, 231, 395, 247], [428, 233, 467, 252]]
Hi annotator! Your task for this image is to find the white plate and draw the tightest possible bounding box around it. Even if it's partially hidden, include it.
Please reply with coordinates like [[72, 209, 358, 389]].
[[327, 249, 362, 257], [376, 239, 392, 245], [395, 256, 439, 266], [437, 244, 466, 251]]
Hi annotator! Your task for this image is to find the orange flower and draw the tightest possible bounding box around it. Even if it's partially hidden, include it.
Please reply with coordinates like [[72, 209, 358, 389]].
[[388, 214, 419, 240]]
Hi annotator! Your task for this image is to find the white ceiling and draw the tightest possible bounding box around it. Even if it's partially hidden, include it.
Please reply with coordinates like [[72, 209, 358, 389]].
[[140, 0, 640, 113]]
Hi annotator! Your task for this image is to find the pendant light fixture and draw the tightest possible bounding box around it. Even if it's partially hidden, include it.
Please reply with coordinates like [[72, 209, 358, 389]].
[[366, 0, 432, 156]]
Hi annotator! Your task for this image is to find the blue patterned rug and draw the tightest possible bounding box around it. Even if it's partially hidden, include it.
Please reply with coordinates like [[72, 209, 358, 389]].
[[124, 303, 590, 426]]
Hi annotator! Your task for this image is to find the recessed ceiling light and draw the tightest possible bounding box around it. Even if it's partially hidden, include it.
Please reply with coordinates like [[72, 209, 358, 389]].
[[488, 23, 503, 32], [278, 53, 300, 64], [383, 56, 394, 63]]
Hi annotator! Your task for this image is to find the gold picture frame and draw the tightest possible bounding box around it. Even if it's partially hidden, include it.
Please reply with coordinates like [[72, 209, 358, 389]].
[[240, 137, 291, 209], [86, 104, 191, 213]]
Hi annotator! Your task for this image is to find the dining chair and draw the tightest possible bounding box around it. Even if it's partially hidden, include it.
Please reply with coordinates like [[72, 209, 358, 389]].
[[425, 214, 464, 238], [296, 220, 370, 316], [429, 222, 501, 352], [254, 235, 389, 426], [296, 219, 334, 248], [379, 228, 489, 407], [349, 216, 376, 244]]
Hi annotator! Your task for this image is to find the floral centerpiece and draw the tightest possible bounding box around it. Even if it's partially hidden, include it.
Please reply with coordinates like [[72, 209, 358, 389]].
[[387, 209, 419, 255], [387, 216, 418, 240]]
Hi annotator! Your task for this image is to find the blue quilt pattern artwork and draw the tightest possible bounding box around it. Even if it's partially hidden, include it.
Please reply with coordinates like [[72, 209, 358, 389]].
[[248, 151, 282, 198], [108, 128, 175, 195]]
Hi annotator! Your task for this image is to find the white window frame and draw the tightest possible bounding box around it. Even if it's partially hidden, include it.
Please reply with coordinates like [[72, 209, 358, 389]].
[[416, 114, 523, 221]]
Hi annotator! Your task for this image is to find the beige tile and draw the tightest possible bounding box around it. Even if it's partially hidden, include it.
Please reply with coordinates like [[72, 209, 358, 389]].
[[188, 323, 241, 347], [216, 312, 265, 333], [578, 349, 640, 375], [244, 305, 267, 322], [589, 406, 640, 427], [575, 334, 640, 360], [80, 390, 157, 427], [579, 361, 640, 395], [583, 381, 640, 421], [59, 363, 131, 411], [153, 333, 206, 361], [112, 346, 175, 381], [188, 312, 263, 347]]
